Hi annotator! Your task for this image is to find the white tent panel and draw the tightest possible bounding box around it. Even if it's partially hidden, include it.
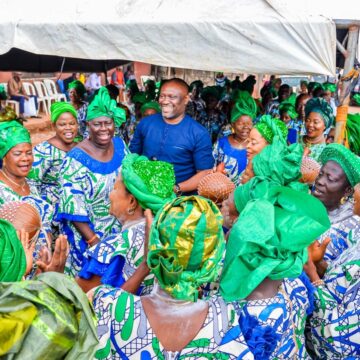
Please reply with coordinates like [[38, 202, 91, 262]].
[[0, 0, 336, 75]]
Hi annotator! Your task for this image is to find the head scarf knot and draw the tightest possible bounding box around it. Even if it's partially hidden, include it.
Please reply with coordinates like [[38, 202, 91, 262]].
[[86, 87, 126, 127], [319, 143, 360, 187], [148, 196, 225, 301], [254, 115, 288, 144], [121, 154, 176, 213], [0, 121, 31, 159], [0, 219, 26, 282], [305, 97, 334, 129], [231, 91, 257, 122], [50, 102, 77, 123]]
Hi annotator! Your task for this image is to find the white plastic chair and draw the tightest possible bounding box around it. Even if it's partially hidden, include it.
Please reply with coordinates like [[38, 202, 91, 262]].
[[34, 81, 57, 114], [43, 79, 66, 102], [0, 83, 20, 115], [23, 82, 48, 115]]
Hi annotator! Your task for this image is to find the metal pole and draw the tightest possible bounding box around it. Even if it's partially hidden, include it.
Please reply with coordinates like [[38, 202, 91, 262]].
[[335, 25, 359, 144]]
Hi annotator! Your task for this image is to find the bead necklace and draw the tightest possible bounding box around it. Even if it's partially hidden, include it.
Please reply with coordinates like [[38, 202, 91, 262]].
[[0, 170, 27, 192]]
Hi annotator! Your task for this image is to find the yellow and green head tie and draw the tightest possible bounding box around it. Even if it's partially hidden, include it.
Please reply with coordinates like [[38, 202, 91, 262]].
[[121, 153, 176, 213], [0, 218, 26, 282], [86, 87, 126, 127], [254, 115, 288, 144], [0, 106, 18, 123], [0, 121, 31, 159], [140, 101, 161, 116], [147, 196, 225, 302], [319, 143, 360, 187], [50, 102, 77, 123], [68, 80, 86, 98], [230, 91, 257, 123], [220, 177, 330, 301]]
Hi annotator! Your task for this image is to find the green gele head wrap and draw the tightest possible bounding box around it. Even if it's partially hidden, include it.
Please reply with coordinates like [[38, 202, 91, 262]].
[[220, 178, 330, 301], [50, 102, 77, 123], [147, 196, 225, 301], [0, 121, 31, 159], [68, 80, 86, 98], [0, 218, 26, 282], [86, 87, 126, 127], [279, 93, 298, 119], [305, 97, 334, 130], [230, 91, 257, 122], [308, 82, 323, 93], [121, 153, 176, 213], [322, 82, 337, 93], [319, 143, 360, 187], [254, 115, 288, 144], [0, 106, 18, 123], [353, 93, 360, 106], [201, 86, 221, 101], [132, 91, 147, 105], [140, 101, 161, 116], [346, 113, 360, 156]]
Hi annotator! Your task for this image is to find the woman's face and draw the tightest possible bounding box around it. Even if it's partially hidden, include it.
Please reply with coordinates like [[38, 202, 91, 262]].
[[246, 128, 268, 160], [305, 112, 326, 139], [280, 112, 291, 124], [109, 175, 137, 223], [88, 116, 114, 146], [3, 143, 33, 178], [221, 191, 239, 229], [68, 88, 80, 103], [232, 115, 253, 141], [312, 160, 351, 211], [55, 112, 78, 145]]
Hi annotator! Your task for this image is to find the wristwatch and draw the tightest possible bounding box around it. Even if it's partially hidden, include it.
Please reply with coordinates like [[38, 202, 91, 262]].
[[174, 184, 182, 196]]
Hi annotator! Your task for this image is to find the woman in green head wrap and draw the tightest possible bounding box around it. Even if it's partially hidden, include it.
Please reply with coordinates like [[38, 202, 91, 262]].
[[57, 87, 128, 277], [0, 118, 53, 279], [311, 143, 360, 263], [220, 162, 330, 358], [302, 97, 334, 161], [213, 91, 256, 186], [92, 195, 260, 358], [77, 153, 176, 293], [68, 80, 88, 137], [28, 102, 78, 206], [140, 101, 161, 118]]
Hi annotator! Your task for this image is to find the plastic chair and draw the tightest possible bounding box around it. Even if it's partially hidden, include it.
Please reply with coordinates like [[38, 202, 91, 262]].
[[23, 82, 48, 115], [43, 79, 66, 102], [0, 83, 20, 115], [34, 81, 57, 114]]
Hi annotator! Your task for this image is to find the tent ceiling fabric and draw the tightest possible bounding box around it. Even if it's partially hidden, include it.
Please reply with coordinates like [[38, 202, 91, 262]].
[[0, 48, 127, 72], [0, 0, 336, 75]]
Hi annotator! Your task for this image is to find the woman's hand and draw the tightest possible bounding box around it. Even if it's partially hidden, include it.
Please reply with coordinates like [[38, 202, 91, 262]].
[[36, 235, 69, 273], [17, 229, 35, 276], [308, 238, 331, 263]]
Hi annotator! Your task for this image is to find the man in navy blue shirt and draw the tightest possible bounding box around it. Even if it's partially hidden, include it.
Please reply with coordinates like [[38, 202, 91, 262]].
[[130, 78, 214, 194]]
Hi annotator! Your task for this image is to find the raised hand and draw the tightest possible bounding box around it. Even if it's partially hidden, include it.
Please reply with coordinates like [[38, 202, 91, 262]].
[[17, 229, 35, 276], [308, 238, 331, 263]]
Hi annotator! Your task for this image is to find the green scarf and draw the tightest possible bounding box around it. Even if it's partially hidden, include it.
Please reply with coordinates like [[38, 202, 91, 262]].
[[50, 102, 77, 123], [254, 115, 288, 144], [230, 91, 257, 122], [0, 219, 26, 282], [279, 93, 298, 119], [147, 196, 225, 301], [140, 101, 161, 115], [121, 153, 176, 213], [86, 87, 126, 127], [322, 82, 337, 93], [346, 113, 360, 156], [220, 178, 330, 301], [0, 272, 98, 358], [319, 143, 360, 187], [0, 121, 31, 159]]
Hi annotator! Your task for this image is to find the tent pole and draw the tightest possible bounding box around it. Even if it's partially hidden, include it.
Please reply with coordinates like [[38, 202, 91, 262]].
[[335, 25, 359, 144]]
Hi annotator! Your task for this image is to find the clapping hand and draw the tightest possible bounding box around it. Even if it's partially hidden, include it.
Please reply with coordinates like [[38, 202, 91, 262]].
[[17, 229, 35, 276], [308, 238, 331, 263]]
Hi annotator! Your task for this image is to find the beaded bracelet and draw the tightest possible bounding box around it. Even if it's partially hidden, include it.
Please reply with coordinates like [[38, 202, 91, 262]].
[[312, 279, 325, 287], [86, 234, 100, 247]]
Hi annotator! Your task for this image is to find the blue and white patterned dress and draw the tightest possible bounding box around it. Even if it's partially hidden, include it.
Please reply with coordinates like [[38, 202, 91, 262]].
[[79, 218, 154, 294], [213, 136, 247, 186], [56, 137, 128, 276], [310, 242, 360, 359]]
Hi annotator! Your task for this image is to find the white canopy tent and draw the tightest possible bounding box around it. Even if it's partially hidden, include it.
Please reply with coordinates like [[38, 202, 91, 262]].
[[0, 0, 336, 75]]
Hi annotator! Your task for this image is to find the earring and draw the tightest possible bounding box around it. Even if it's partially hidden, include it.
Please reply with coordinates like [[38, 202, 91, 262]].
[[128, 207, 135, 215], [340, 196, 347, 205]]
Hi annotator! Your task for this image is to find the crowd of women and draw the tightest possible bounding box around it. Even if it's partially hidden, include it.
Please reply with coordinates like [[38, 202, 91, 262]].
[[0, 74, 359, 359]]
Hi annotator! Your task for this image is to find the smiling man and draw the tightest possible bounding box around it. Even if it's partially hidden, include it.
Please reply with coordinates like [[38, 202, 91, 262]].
[[130, 78, 214, 195]]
